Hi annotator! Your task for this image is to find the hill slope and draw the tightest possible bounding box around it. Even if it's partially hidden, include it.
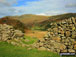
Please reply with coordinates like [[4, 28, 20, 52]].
[[1, 13, 76, 30], [39, 13, 76, 29], [7, 14, 49, 27]]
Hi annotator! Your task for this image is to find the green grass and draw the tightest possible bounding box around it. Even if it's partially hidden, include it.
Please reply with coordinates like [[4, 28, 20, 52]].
[[0, 36, 75, 57], [31, 26, 46, 31], [0, 41, 60, 57], [21, 36, 38, 44]]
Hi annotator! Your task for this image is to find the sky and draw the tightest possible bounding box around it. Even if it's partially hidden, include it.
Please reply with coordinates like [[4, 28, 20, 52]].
[[0, 0, 76, 17]]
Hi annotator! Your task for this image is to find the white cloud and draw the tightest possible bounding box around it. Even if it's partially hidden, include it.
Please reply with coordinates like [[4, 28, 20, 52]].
[[37, 10, 68, 16], [14, 0, 66, 15], [0, 0, 17, 7], [14, 0, 76, 16], [0, 0, 19, 17], [36, 13, 46, 16], [66, 3, 76, 7], [0, 0, 76, 17]]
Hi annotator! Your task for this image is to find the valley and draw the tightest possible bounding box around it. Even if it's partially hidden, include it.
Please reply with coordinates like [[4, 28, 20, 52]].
[[0, 13, 76, 57]]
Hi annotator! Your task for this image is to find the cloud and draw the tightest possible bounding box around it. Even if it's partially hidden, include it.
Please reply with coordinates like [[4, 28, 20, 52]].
[[36, 13, 46, 16], [0, 0, 18, 7], [14, 0, 76, 16], [66, 3, 76, 7], [37, 10, 68, 16], [0, 0, 19, 17], [65, 0, 76, 8], [14, 0, 66, 15], [0, 0, 76, 17]]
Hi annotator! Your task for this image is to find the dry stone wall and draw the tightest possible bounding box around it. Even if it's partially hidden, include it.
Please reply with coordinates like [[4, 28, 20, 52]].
[[0, 24, 24, 41], [35, 17, 76, 53]]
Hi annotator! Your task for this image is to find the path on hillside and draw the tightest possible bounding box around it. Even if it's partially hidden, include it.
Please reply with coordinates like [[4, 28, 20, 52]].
[[25, 30, 47, 39]]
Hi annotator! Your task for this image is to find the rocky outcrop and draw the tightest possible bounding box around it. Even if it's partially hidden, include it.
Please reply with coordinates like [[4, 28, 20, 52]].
[[0, 24, 24, 41], [35, 17, 76, 53]]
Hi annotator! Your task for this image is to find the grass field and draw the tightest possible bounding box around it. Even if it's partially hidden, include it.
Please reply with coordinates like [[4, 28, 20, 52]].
[[0, 35, 75, 57], [0, 41, 60, 57]]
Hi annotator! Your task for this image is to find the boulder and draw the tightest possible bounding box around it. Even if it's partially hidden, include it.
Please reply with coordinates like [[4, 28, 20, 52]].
[[14, 30, 24, 37], [68, 49, 75, 53], [61, 49, 67, 53], [74, 45, 76, 50], [38, 47, 46, 50], [0, 24, 24, 41]]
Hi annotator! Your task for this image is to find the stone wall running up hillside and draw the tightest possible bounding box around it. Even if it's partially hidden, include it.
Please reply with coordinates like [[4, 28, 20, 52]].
[[35, 17, 76, 53], [0, 24, 24, 41]]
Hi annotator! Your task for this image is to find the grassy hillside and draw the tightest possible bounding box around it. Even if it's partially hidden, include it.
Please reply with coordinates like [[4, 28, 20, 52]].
[[6, 14, 49, 27], [1, 13, 76, 30], [0, 41, 60, 57], [19, 14, 49, 24], [0, 14, 49, 30], [49, 13, 76, 20], [17, 13, 76, 30], [39, 13, 76, 29]]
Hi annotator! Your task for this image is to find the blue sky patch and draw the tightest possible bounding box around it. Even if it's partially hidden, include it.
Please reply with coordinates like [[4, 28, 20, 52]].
[[13, 0, 40, 6]]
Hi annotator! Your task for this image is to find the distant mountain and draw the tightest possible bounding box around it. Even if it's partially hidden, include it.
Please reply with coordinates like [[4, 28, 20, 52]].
[[0, 13, 76, 31], [49, 13, 76, 20], [0, 14, 49, 31], [2, 14, 48, 27], [7, 14, 49, 27]]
